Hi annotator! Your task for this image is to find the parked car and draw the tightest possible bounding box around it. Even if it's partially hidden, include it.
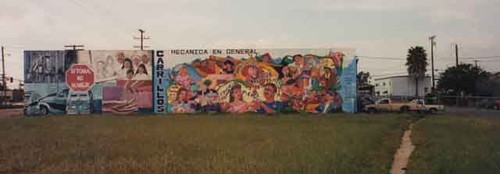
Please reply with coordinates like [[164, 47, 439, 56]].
[[25, 89, 94, 116], [36, 89, 70, 115], [364, 98, 444, 114], [494, 100, 500, 110]]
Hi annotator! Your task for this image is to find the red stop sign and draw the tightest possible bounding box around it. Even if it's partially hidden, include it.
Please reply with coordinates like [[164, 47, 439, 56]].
[[65, 64, 95, 92]]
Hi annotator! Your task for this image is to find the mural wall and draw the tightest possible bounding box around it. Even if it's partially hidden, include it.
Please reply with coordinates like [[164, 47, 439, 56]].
[[24, 49, 357, 116], [24, 50, 153, 116], [154, 49, 357, 114]]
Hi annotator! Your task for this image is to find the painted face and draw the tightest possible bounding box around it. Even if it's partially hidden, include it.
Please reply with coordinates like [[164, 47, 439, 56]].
[[106, 56, 114, 65], [138, 66, 146, 74], [133, 56, 141, 66], [282, 67, 290, 75], [178, 90, 188, 102], [294, 56, 304, 65], [233, 87, 243, 101], [179, 66, 188, 76], [116, 53, 125, 64], [126, 71, 134, 79], [263, 85, 275, 101], [263, 55, 271, 62], [248, 66, 258, 78], [141, 55, 149, 64], [124, 61, 132, 69], [320, 78, 328, 87]]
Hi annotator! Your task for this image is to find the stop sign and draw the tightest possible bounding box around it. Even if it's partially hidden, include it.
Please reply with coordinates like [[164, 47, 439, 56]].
[[65, 64, 95, 92]]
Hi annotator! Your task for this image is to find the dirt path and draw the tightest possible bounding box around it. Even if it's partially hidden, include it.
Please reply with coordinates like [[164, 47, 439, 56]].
[[390, 123, 415, 174]]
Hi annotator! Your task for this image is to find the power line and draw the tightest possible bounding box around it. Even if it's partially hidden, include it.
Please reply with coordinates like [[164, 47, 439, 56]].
[[357, 56, 406, 60], [460, 56, 500, 60], [463, 59, 500, 62]]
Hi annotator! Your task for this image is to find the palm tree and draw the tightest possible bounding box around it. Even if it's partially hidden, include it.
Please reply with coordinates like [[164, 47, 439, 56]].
[[406, 46, 428, 97]]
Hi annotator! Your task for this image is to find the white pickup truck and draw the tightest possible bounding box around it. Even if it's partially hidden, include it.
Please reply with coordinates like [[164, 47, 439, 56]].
[[364, 98, 445, 114]]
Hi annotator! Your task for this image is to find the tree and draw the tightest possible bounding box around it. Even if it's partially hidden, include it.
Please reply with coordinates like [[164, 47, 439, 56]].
[[405, 46, 428, 97], [357, 71, 371, 86], [437, 64, 491, 96]]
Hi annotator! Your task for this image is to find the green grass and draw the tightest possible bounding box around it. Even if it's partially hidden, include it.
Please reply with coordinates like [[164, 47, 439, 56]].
[[0, 114, 409, 174], [409, 116, 500, 174]]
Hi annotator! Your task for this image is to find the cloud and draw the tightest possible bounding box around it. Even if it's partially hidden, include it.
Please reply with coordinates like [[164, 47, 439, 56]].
[[310, 0, 486, 23]]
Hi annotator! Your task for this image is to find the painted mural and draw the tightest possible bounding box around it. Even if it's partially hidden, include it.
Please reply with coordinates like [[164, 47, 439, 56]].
[[77, 50, 154, 114], [154, 49, 357, 114], [24, 49, 356, 116], [23, 50, 153, 116]]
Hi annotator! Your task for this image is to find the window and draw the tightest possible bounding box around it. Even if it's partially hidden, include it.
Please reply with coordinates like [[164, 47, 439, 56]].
[[383, 82, 386, 86], [379, 99, 389, 104], [424, 87, 429, 93]]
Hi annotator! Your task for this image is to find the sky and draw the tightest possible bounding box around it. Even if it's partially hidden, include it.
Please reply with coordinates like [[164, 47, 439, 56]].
[[1, 0, 500, 88]]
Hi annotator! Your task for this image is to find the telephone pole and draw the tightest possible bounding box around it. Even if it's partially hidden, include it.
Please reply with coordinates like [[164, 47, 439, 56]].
[[1, 46, 6, 105], [134, 29, 150, 50], [64, 45, 85, 50], [455, 44, 459, 66], [429, 36, 436, 91]]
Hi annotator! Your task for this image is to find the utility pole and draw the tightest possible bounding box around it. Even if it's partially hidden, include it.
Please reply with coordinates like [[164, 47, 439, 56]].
[[134, 29, 150, 50], [1, 46, 6, 105], [455, 44, 459, 66], [64, 45, 85, 50], [474, 60, 479, 67], [429, 36, 436, 91]]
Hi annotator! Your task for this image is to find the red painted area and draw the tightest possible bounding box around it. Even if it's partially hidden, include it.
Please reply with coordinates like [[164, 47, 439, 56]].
[[65, 64, 95, 92]]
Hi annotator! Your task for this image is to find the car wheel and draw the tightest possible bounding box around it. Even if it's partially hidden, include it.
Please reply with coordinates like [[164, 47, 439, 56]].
[[367, 108, 377, 114], [429, 108, 438, 115], [40, 106, 49, 115], [400, 106, 410, 113]]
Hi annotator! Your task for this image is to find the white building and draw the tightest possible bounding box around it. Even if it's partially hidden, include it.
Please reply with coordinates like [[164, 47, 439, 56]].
[[373, 75, 432, 97]]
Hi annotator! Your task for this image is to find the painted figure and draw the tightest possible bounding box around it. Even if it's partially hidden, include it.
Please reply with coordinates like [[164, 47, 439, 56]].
[[175, 65, 193, 90], [256, 83, 282, 113], [134, 64, 149, 80], [172, 88, 195, 113], [222, 84, 254, 113]]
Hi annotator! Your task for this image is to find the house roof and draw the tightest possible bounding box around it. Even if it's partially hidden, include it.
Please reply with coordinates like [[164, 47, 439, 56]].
[[374, 75, 431, 81]]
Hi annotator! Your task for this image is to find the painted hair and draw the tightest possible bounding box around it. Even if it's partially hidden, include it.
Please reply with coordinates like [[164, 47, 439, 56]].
[[126, 69, 134, 75], [136, 64, 148, 75], [122, 58, 134, 70], [292, 54, 303, 60]]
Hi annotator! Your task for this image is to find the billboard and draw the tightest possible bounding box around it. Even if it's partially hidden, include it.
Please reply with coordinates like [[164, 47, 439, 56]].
[[154, 49, 357, 114], [24, 50, 153, 116]]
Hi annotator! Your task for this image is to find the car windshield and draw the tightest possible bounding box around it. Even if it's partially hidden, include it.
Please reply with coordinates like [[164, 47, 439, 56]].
[[378, 99, 389, 104]]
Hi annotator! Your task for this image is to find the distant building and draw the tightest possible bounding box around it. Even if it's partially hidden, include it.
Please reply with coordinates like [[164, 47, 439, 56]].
[[374, 75, 431, 97], [0, 89, 24, 103]]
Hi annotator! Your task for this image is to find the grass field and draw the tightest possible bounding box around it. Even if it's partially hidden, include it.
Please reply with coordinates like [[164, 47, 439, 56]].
[[409, 116, 500, 174], [0, 114, 409, 174]]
